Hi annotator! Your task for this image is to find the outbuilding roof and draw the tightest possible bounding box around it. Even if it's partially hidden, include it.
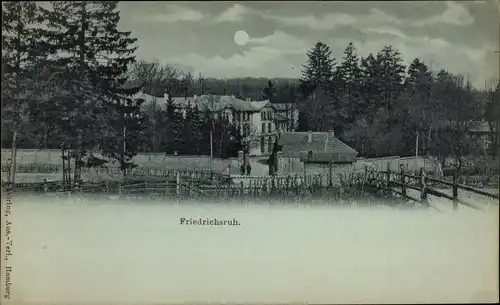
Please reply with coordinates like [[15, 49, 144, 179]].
[[278, 131, 358, 163]]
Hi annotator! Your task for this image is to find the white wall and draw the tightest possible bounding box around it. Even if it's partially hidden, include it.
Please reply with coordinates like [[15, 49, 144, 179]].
[[0, 150, 244, 174], [354, 156, 437, 174], [280, 156, 305, 175]]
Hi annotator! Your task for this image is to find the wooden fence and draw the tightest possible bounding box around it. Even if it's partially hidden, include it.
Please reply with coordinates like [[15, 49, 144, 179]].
[[369, 165, 499, 211], [1, 164, 230, 185], [5, 173, 326, 199]]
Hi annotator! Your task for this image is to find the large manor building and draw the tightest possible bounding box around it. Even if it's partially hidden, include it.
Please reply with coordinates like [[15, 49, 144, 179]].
[[133, 92, 299, 156]]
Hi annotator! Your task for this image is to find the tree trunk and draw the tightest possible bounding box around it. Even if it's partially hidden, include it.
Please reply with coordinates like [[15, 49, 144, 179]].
[[43, 126, 48, 149], [9, 4, 22, 189], [73, 2, 87, 184], [426, 124, 433, 155], [9, 130, 17, 188]]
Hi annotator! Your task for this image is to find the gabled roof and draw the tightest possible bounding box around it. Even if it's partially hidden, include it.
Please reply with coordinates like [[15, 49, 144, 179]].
[[251, 100, 271, 111], [133, 93, 272, 112], [278, 131, 358, 163]]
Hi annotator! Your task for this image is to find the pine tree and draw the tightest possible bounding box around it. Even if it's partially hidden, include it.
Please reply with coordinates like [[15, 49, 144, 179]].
[[299, 41, 337, 132], [38, 1, 140, 181], [405, 58, 433, 94], [335, 42, 363, 122], [359, 53, 380, 112], [404, 58, 434, 153], [375, 45, 406, 114], [183, 105, 205, 154], [300, 41, 336, 97], [262, 80, 277, 102], [100, 99, 145, 175], [2, 1, 40, 186], [168, 108, 185, 155]]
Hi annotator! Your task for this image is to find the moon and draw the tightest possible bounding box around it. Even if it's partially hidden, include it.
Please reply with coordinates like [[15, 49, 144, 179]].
[[234, 30, 249, 46]]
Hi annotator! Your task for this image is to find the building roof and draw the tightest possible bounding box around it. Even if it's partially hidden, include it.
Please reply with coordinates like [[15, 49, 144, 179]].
[[272, 103, 296, 111], [278, 131, 358, 163], [133, 93, 167, 111], [469, 121, 493, 133], [133, 93, 272, 112], [439, 120, 494, 133]]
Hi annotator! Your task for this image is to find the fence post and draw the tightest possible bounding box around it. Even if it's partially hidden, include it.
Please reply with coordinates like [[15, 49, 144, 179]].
[[176, 171, 181, 197], [43, 179, 48, 193], [452, 172, 458, 211], [386, 168, 391, 186], [400, 164, 406, 198], [420, 168, 428, 206], [329, 161, 333, 187]]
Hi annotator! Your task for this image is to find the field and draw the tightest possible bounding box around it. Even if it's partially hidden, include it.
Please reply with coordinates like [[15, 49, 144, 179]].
[[2, 195, 498, 304]]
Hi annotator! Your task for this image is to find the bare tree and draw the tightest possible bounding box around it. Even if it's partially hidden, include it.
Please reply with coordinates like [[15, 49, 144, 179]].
[[429, 73, 484, 175], [129, 60, 193, 97], [240, 121, 260, 155]]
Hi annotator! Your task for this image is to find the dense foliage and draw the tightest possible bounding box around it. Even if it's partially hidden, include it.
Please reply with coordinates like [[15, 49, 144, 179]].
[[2, 1, 498, 180]]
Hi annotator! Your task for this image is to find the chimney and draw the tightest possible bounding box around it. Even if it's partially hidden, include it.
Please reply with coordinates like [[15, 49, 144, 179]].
[[308, 131, 312, 143], [329, 129, 335, 138]]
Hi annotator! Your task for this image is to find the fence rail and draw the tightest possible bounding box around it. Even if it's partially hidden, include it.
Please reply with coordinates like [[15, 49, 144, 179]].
[[1, 163, 229, 181], [369, 165, 498, 211], [3, 172, 327, 199]]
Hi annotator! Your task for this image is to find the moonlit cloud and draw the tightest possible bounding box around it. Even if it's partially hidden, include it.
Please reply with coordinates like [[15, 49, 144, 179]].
[[365, 27, 409, 39], [266, 2, 475, 30], [116, 1, 497, 88], [248, 30, 308, 53], [412, 1, 475, 26], [147, 4, 204, 23], [263, 12, 358, 30], [215, 4, 252, 22]]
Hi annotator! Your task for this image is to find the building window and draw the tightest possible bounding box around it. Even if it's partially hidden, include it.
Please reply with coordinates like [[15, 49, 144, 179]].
[[261, 112, 264, 120], [268, 136, 273, 154], [262, 123, 266, 134], [268, 122, 272, 133], [260, 137, 265, 154]]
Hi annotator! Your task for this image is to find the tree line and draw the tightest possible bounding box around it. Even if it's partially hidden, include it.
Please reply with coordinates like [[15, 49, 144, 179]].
[[296, 41, 499, 172]]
